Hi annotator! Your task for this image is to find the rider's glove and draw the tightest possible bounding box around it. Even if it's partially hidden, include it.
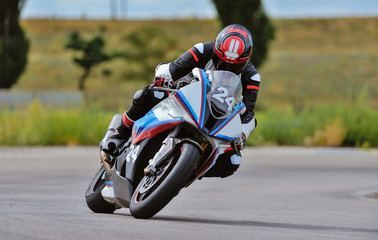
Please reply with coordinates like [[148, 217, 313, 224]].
[[235, 133, 246, 150], [153, 75, 176, 89]]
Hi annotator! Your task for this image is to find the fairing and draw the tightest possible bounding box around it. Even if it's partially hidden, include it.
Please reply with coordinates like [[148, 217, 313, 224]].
[[132, 69, 244, 145]]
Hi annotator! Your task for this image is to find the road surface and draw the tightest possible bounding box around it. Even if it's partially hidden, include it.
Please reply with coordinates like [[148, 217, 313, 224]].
[[1, 147, 378, 240]]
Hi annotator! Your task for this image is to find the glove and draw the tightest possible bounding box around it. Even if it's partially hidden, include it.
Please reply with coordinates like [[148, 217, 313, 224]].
[[234, 133, 246, 150], [153, 75, 176, 89]]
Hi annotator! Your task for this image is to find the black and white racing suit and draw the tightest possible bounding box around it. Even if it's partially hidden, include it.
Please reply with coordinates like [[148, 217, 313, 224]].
[[124, 42, 261, 178]]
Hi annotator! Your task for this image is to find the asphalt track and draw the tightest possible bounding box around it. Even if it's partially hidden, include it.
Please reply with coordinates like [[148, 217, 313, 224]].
[[1, 146, 378, 240]]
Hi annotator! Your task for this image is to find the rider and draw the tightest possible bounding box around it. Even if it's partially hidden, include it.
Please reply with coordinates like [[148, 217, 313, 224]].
[[101, 24, 260, 178]]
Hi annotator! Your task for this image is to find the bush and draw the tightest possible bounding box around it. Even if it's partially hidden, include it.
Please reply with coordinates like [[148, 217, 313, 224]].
[[1, 101, 377, 147], [0, 100, 114, 146], [248, 103, 378, 147]]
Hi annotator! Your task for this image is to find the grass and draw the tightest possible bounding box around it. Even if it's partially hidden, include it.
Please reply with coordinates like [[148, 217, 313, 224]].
[[258, 52, 378, 110], [15, 18, 378, 110], [248, 101, 378, 147], [0, 100, 113, 146], [16, 19, 220, 109], [1, 17, 377, 147], [258, 17, 378, 110], [1, 100, 377, 147]]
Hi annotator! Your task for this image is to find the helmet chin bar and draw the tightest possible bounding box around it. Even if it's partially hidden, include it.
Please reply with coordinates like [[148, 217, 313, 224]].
[[212, 55, 248, 75]]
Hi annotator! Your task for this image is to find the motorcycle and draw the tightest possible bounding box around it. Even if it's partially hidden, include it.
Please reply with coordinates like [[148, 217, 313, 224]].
[[85, 68, 246, 219]]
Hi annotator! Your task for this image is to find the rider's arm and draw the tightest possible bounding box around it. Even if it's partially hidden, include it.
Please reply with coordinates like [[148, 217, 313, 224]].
[[240, 63, 260, 138], [155, 42, 213, 81]]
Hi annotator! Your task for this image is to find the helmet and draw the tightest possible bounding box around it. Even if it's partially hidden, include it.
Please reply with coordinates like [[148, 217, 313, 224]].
[[213, 24, 253, 74]]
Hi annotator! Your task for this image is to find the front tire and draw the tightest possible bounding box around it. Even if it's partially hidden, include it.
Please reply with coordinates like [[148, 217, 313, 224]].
[[129, 143, 200, 219], [85, 167, 116, 213]]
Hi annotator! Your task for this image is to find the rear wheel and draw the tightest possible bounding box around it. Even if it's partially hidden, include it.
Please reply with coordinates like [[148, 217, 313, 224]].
[[85, 167, 116, 213], [129, 143, 200, 219]]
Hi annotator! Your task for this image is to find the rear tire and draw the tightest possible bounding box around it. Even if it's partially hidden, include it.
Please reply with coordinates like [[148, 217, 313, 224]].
[[129, 143, 200, 219], [85, 167, 116, 213]]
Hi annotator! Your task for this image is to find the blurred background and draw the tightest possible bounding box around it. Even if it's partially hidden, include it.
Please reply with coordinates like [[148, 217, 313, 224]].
[[0, 0, 377, 147]]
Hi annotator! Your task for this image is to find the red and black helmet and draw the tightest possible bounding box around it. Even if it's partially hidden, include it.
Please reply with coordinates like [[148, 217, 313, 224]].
[[213, 24, 253, 74]]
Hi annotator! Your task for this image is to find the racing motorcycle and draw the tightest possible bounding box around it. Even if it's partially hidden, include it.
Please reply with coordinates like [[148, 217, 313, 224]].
[[85, 68, 245, 219]]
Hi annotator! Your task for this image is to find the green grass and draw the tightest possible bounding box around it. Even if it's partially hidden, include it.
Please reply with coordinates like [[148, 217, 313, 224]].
[[249, 101, 378, 148], [16, 19, 221, 110], [0, 100, 114, 146], [258, 52, 378, 110], [15, 18, 377, 110], [1, 17, 377, 147], [1, 100, 377, 147], [258, 17, 378, 110]]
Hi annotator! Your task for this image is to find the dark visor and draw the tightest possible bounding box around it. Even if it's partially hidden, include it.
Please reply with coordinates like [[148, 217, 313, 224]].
[[213, 56, 248, 75]]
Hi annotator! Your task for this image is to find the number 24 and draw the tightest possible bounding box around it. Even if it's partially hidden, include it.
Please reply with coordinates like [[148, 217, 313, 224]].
[[212, 87, 235, 111]]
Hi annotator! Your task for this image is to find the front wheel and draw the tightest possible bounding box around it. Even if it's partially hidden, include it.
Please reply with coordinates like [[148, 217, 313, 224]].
[[85, 166, 116, 213], [129, 143, 200, 219]]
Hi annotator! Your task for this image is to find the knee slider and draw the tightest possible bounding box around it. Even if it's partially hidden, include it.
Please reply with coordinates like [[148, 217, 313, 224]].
[[149, 88, 168, 101]]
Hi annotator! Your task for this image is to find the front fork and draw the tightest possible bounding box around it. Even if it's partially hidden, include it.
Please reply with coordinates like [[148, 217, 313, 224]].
[[100, 151, 111, 173], [144, 126, 202, 176], [100, 137, 132, 174]]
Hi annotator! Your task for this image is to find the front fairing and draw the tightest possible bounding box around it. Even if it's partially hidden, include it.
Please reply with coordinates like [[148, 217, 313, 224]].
[[173, 69, 244, 141], [132, 68, 244, 146]]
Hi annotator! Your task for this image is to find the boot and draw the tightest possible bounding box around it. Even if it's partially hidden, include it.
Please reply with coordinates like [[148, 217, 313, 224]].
[[203, 150, 240, 178], [100, 114, 132, 155]]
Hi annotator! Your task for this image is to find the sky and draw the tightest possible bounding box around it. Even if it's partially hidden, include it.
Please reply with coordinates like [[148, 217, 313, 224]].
[[21, 0, 378, 19]]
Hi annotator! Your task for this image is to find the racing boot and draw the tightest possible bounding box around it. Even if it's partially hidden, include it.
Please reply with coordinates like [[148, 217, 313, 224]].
[[203, 149, 241, 178], [100, 113, 133, 155]]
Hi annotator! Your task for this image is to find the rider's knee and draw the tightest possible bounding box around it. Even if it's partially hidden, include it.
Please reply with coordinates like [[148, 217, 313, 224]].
[[133, 86, 168, 106], [132, 87, 150, 105]]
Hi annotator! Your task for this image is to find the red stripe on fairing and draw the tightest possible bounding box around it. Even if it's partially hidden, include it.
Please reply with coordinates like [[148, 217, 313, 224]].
[[224, 146, 233, 152], [174, 94, 200, 128], [188, 49, 199, 62], [247, 85, 259, 91], [198, 71, 205, 128], [211, 104, 245, 137], [132, 121, 182, 145]]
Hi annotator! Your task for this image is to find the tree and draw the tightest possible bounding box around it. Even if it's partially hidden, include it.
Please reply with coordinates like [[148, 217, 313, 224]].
[[0, 0, 29, 89], [212, 0, 275, 69], [66, 27, 112, 91]]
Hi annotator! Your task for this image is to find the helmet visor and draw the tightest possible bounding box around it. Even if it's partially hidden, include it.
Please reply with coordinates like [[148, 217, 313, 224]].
[[213, 56, 248, 75]]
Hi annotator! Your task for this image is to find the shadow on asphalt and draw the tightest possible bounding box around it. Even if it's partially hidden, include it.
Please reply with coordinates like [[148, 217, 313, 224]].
[[115, 211, 378, 233], [142, 215, 378, 233]]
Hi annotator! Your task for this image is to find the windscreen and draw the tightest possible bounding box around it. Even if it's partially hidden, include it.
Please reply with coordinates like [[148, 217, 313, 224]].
[[206, 70, 243, 119]]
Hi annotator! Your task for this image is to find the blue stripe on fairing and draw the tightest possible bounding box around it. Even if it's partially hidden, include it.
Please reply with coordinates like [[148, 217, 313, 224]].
[[213, 134, 239, 141], [135, 110, 183, 134], [105, 181, 116, 197], [176, 91, 199, 123], [199, 69, 209, 129], [134, 111, 158, 134], [209, 102, 245, 139]]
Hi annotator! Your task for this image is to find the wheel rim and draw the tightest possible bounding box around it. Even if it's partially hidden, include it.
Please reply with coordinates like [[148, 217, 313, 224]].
[[134, 152, 177, 204]]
